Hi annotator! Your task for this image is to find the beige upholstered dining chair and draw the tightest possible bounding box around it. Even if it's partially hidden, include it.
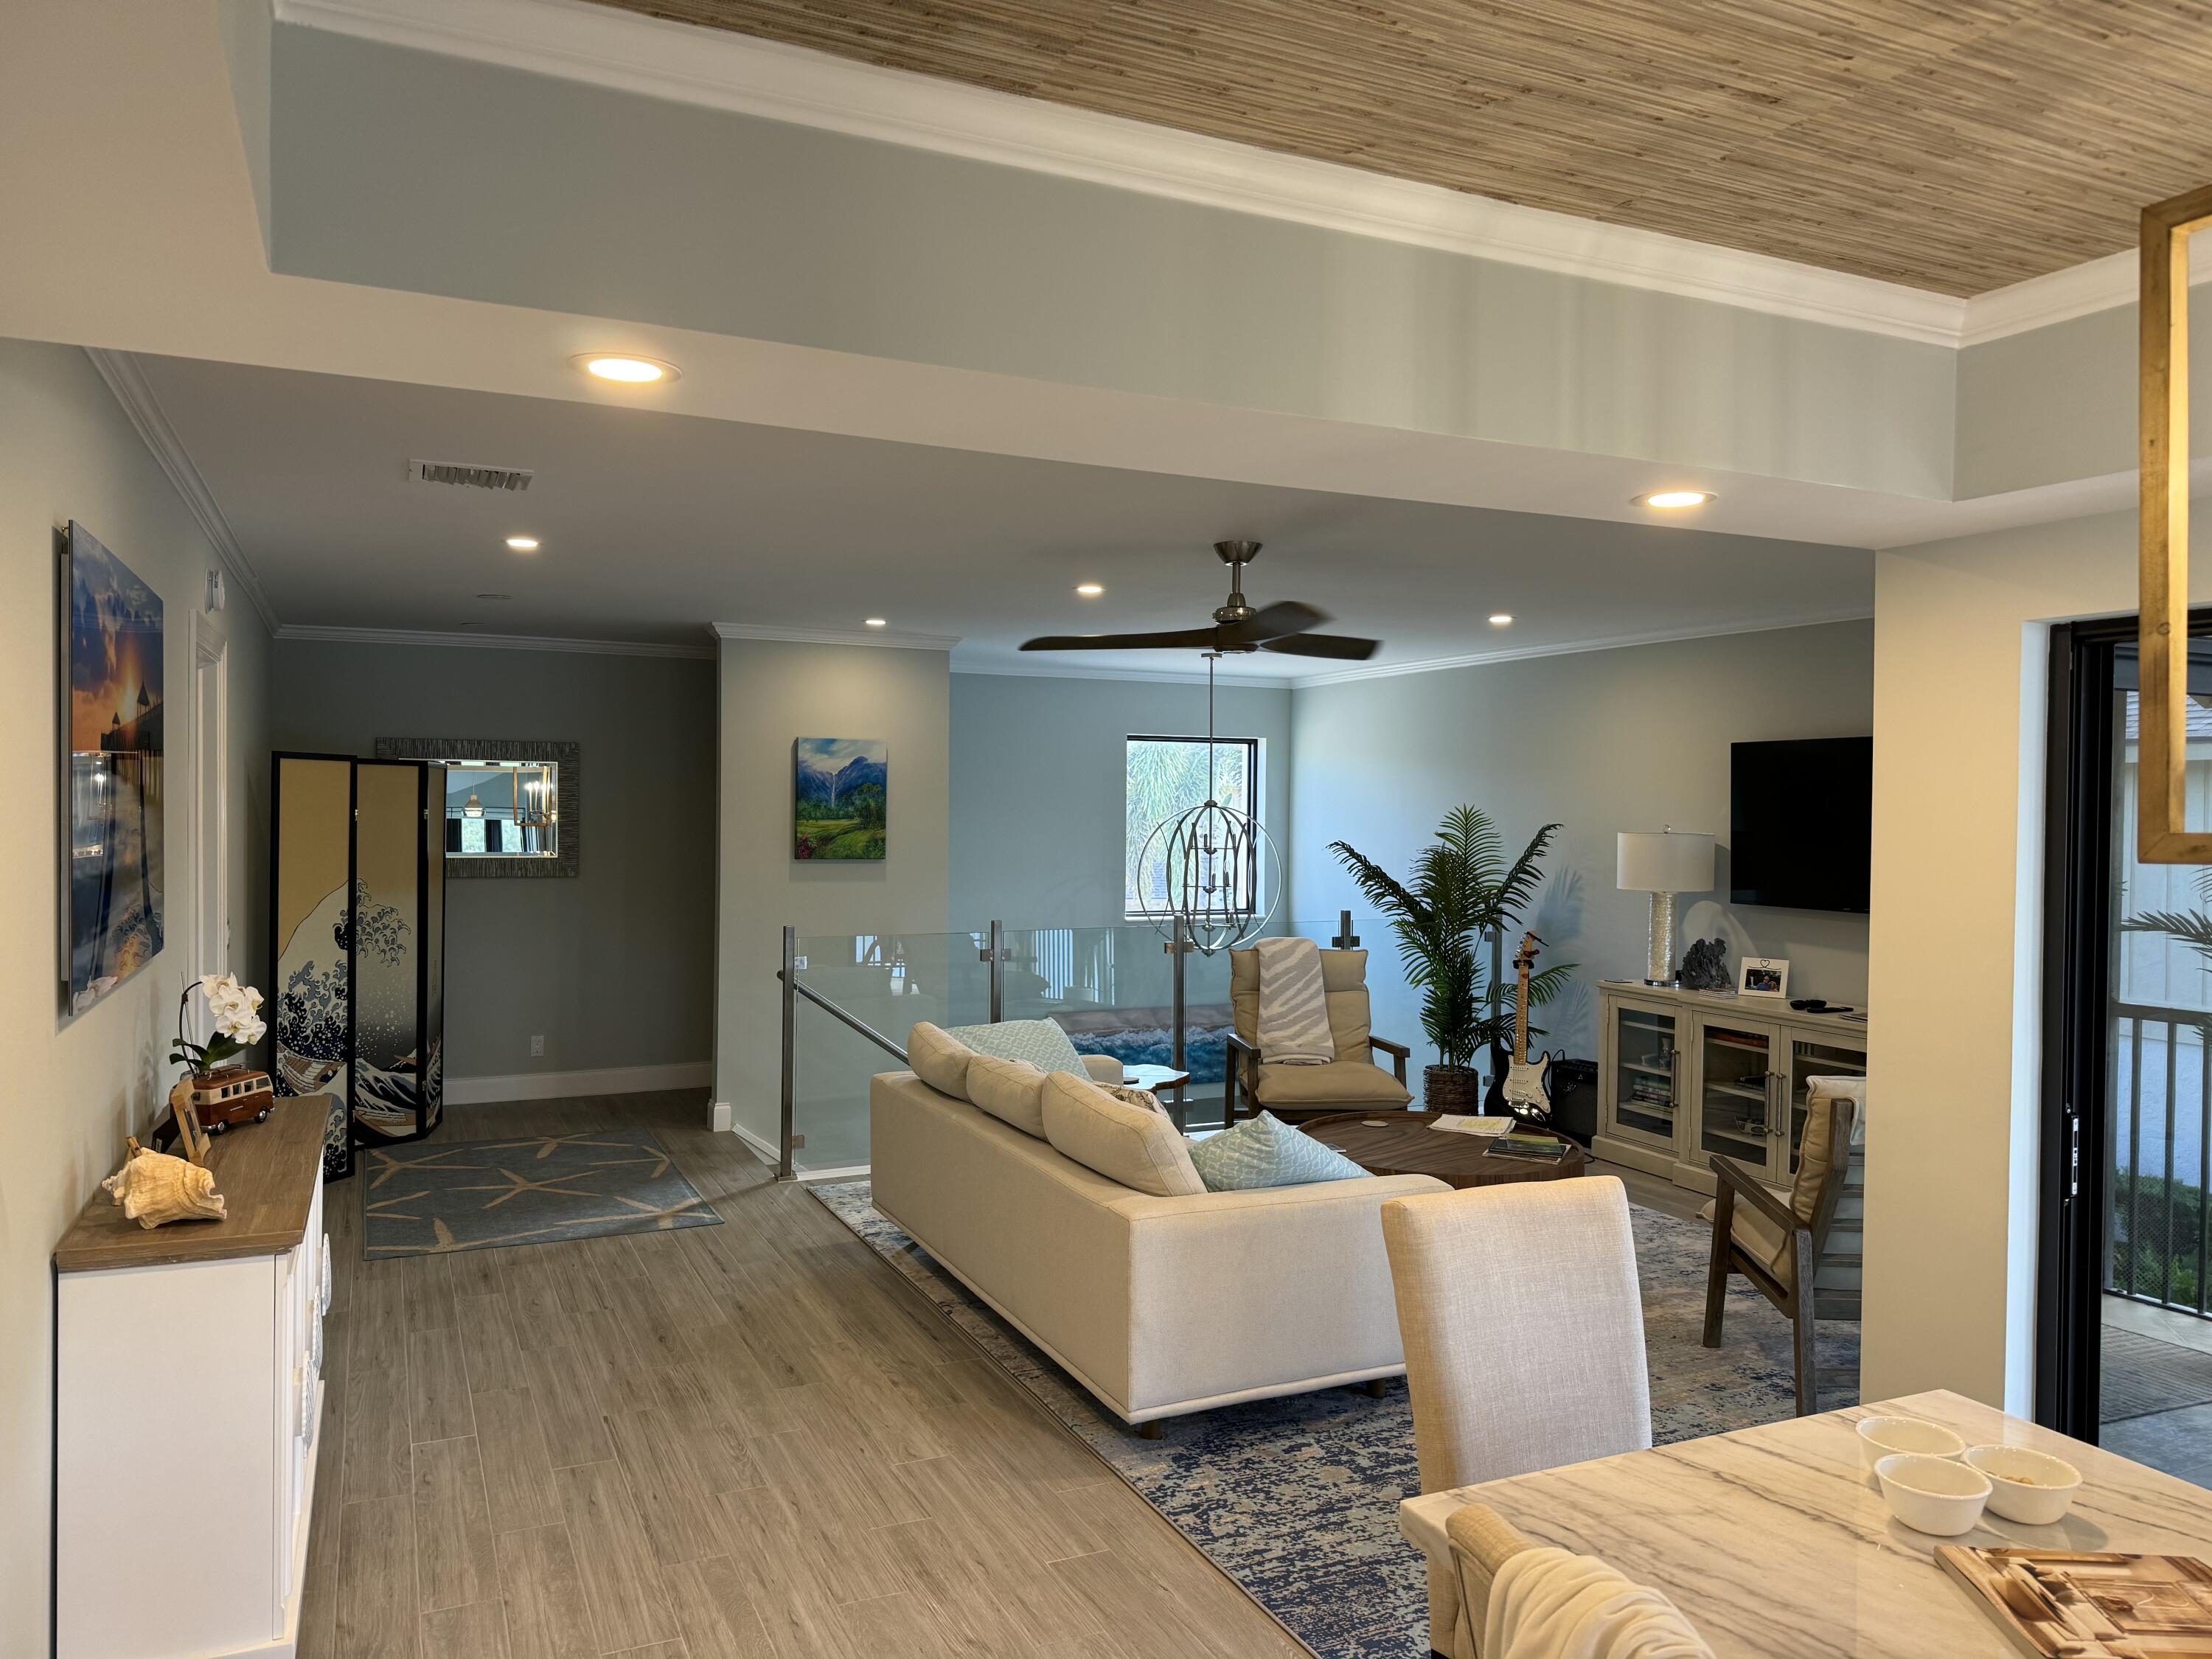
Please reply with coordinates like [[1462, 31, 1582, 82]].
[[1223, 946, 1412, 1123], [1701, 1075, 1863, 1416], [1381, 1179, 1653, 1659]]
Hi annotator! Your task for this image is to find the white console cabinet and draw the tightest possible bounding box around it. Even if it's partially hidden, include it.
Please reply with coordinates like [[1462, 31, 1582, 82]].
[[53, 1099, 330, 1659], [1596, 981, 1867, 1315]]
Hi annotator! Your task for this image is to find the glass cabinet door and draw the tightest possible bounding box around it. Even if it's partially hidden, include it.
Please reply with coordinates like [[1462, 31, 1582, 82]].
[[1611, 1004, 1679, 1144], [1787, 1034, 1868, 1177], [1699, 1021, 1778, 1173]]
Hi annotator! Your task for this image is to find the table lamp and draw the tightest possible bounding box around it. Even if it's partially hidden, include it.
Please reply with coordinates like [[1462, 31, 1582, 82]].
[[1617, 829, 1717, 987]]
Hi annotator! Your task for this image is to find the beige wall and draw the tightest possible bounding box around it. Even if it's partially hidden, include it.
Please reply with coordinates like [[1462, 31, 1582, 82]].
[[1863, 505, 2211, 1411], [0, 338, 270, 1653], [714, 637, 951, 1146]]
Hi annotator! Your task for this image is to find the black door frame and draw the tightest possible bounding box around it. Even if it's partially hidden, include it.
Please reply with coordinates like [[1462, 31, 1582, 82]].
[[2037, 611, 2212, 1436]]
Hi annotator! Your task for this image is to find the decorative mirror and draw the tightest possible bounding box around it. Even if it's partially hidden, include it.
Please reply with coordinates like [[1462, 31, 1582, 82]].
[[373, 737, 580, 879]]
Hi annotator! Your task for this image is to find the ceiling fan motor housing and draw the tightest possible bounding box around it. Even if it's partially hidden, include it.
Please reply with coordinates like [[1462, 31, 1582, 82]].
[[1213, 538, 1260, 636]]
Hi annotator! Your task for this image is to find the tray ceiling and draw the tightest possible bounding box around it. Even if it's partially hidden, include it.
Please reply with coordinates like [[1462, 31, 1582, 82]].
[[588, 0, 2212, 297]]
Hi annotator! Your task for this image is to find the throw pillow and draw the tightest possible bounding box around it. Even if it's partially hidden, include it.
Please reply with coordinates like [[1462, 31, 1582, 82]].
[[967, 1054, 1049, 1137], [942, 1018, 1088, 1077], [907, 1022, 975, 1101], [1188, 1111, 1371, 1192], [1040, 1071, 1204, 1197], [1102, 1084, 1162, 1115]]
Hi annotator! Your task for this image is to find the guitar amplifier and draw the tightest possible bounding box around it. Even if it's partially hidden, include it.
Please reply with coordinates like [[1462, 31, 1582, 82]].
[[1548, 1058, 1598, 1147]]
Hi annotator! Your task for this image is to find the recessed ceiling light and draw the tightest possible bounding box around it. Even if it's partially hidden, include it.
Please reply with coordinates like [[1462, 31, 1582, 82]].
[[504, 535, 540, 552], [1075, 582, 1105, 597], [574, 354, 680, 384], [863, 617, 888, 628], [1489, 613, 1514, 626], [1637, 490, 1716, 509]]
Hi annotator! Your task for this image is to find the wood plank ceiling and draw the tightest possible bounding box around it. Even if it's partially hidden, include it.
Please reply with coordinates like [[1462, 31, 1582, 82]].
[[588, 0, 2212, 296]]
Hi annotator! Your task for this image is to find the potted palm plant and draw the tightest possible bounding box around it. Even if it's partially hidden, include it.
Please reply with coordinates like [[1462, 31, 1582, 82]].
[[1331, 806, 1573, 1109]]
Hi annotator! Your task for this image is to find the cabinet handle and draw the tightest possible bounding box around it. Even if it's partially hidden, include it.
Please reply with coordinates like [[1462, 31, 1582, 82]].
[[1768, 1072, 1786, 1137]]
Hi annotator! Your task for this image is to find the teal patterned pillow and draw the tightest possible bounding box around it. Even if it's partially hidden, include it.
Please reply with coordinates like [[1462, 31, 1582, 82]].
[[1189, 1111, 1371, 1192], [942, 1018, 1087, 1078]]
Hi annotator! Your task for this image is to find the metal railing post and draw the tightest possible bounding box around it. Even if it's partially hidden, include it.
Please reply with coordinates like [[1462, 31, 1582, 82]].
[[777, 925, 797, 1182], [990, 919, 1006, 1023], [1170, 914, 1188, 1075], [1331, 908, 1360, 949]]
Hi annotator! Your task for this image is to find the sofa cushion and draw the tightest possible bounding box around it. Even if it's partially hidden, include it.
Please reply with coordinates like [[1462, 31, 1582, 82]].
[[907, 1022, 974, 1100], [1254, 1057, 1413, 1108], [943, 1018, 1088, 1077], [1041, 1071, 1205, 1197], [1189, 1111, 1371, 1192], [967, 1054, 1049, 1137]]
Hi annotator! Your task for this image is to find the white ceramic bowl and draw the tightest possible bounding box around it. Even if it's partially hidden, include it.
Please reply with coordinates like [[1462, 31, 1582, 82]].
[[1857, 1416, 1966, 1470], [1876, 1453, 1992, 1537], [1964, 1445, 2082, 1526]]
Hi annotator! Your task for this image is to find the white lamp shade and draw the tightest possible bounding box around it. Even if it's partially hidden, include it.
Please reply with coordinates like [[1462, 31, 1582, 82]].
[[1618, 830, 1715, 894]]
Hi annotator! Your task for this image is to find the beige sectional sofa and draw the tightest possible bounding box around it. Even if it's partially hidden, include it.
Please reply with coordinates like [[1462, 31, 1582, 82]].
[[869, 1059, 1447, 1430]]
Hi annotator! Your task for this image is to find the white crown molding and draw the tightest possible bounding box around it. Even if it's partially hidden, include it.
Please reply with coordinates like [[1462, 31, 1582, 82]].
[[277, 622, 715, 658], [1284, 607, 1876, 689], [445, 1060, 712, 1105], [277, 0, 1971, 346], [1959, 235, 2212, 348], [86, 348, 282, 633], [951, 660, 1285, 688], [711, 621, 961, 651]]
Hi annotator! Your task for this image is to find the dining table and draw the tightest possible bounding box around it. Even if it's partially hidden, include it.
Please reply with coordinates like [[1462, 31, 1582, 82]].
[[1397, 1388, 2212, 1658]]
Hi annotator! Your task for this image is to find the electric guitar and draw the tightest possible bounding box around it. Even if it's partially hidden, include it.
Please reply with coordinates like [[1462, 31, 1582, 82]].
[[1500, 931, 1554, 1118]]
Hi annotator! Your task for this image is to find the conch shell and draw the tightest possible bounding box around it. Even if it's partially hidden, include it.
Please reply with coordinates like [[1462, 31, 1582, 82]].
[[102, 1144, 226, 1229]]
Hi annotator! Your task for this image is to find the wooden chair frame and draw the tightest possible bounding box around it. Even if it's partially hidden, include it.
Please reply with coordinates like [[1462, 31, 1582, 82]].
[[1700, 1095, 1856, 1416], [2140, 184, 2212, 865], [1224, 1031, 1410, 1123]]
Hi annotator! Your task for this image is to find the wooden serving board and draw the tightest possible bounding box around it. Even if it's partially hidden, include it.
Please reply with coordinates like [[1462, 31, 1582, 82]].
[[1937, 1545, 2212, 1657]]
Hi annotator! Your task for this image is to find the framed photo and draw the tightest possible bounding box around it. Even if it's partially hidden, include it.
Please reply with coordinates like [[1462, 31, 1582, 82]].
[[63, 522, 165, 1015], [162, 1079, 212, 1167], [1739, 956, 1790, 999]]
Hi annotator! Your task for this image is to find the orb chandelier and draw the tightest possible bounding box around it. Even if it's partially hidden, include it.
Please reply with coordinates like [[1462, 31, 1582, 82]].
[[1135, 653, 1281, 955]]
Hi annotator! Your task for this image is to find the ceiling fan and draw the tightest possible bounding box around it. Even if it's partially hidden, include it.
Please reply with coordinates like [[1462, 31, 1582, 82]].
[[1019, 540, 1380, 661]]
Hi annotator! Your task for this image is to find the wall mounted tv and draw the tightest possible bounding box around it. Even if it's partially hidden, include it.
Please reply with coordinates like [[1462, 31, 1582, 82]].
[[1730, 737, 1873, 914]]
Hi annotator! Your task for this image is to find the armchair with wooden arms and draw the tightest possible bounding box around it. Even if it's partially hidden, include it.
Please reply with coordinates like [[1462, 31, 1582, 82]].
[[1222, 946, 1413, 1124], [1700, 1076, 1863, 1416]]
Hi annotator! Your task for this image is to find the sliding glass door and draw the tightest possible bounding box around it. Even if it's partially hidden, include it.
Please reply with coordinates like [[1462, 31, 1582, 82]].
[[2041, 620, 2212, 1484]]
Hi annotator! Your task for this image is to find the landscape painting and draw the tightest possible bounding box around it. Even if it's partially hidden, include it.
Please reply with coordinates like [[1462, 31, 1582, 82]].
[[794, 738, 886, 860], [66, 521, 164, 1014]]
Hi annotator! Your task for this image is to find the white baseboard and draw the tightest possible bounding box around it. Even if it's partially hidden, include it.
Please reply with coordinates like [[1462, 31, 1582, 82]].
[[443, 1060, 713, 1105], [709, 1099, 733, 1133], [727, 1116, 781, 1164]]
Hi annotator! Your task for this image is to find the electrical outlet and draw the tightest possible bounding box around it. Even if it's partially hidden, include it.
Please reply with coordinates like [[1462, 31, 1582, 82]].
[[529, 1034, 544, 1057]]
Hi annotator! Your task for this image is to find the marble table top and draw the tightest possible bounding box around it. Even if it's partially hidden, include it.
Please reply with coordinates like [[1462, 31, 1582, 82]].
[[1399, 1389, 2212, 1658]]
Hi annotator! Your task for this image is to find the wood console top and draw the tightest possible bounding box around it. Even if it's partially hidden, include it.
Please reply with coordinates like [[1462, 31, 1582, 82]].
[[55, 1098, 327, 1273]]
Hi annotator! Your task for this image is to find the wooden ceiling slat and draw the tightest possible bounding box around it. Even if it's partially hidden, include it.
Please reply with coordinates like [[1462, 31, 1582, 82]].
[[596, 0, 2212, 293]]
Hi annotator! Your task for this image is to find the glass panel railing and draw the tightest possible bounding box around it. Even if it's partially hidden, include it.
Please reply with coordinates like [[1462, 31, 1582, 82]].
[[790, 931, 987, 1177]]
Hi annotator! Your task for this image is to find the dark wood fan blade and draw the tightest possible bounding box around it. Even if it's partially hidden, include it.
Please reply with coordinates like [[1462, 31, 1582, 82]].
[[1218, 599, 1326, 646], [1259, 633, 1380, 660], [1020, 626, 1221, 651]]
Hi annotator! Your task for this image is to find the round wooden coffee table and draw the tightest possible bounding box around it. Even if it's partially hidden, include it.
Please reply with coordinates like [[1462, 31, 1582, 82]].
[[1302, 1112, 1587, 1189]]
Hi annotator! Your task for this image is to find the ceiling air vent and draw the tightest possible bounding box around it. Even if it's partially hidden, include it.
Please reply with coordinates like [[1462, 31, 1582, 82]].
[[409, 458, 534, 492]]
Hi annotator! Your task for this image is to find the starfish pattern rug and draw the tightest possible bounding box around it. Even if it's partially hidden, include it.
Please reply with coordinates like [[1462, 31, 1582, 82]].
[[362, 1129, 721, 1258], [811, 1178, 1857, 1659]]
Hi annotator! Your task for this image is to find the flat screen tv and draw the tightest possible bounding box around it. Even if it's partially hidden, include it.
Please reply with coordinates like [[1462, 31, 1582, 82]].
[[1730, 737, 1872, 914]]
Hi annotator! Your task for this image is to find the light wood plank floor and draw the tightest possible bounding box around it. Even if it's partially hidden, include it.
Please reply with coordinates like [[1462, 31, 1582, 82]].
[[300, 1092, 1305, 1659]]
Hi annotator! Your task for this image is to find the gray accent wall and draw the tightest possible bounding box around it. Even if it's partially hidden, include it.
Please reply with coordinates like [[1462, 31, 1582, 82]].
[[1287, 620, 1876, 1062], [269, 639, 716, 1080], [950, 672, 1293, 929], [0, 338, 274, 1657]]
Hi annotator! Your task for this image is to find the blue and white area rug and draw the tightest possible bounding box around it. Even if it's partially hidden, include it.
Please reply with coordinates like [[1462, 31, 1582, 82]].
[[364, 1129, 721, 1258], [810, 1179, 1857, 1659]]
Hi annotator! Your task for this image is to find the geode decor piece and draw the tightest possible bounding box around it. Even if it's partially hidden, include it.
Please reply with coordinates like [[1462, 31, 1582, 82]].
[[1679, 936, 1731, 991]]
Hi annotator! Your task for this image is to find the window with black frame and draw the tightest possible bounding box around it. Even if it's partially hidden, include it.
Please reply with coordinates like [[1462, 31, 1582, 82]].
[[1124, 734, 1259, 919]]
